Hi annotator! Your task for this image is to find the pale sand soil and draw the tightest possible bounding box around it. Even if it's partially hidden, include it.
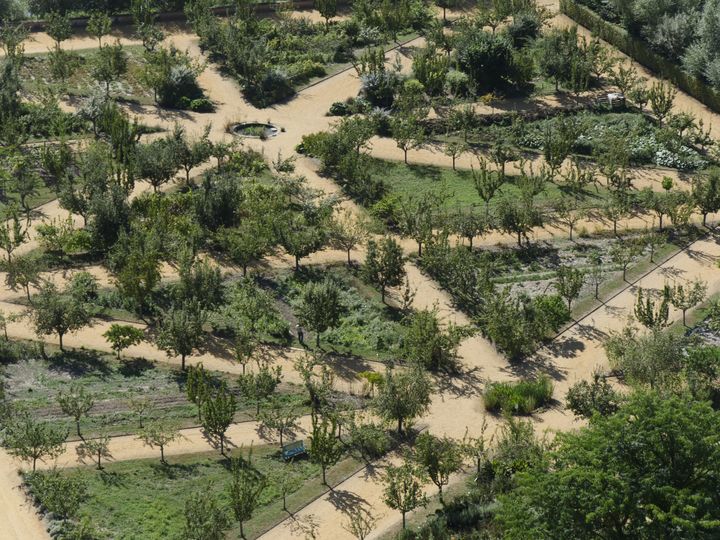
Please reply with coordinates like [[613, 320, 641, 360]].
[[40, 415, 314, 469], [4, 4, 720, 537]]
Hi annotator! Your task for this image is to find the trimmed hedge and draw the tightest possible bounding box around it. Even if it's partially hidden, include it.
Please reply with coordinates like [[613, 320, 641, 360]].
[[559, 0, 720, 113]]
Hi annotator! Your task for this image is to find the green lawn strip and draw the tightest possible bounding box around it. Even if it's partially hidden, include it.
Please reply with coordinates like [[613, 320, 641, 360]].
[[371, 157, 612, 213], [21, 45, 155, 105], [3, 352, 310, 441], [63, 446, 363, 540]]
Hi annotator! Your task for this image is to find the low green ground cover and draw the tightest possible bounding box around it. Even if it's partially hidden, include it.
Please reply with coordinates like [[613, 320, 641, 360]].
[[267, 263, 406, 360], [28, 446, 363, 540], [21, 46, 155, 105], [2, 351, 308, 440], [368, 158, 609, 214]]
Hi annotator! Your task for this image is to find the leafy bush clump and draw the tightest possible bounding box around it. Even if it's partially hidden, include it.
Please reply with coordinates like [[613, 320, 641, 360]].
[[484, 376, 554, 415]]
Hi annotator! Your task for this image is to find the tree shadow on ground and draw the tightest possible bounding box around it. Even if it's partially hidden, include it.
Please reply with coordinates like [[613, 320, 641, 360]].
[[542, 336, 586, 360], [433, 365, 485, 398], [118, 357, 156, 377], [327, 489, 369, 513], [99, 470, 126, 487], [48, 350, 112, 377], [502, 353, 567, 382], [150, 461, 201, 480], [571, 322, 608, 344]]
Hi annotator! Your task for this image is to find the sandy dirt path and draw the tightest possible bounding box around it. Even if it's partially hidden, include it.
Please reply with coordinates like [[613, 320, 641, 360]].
[[40, 415, 314, 469]]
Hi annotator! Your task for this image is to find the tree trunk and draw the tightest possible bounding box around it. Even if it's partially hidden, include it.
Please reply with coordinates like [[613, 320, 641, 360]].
[[659, 215, 663, 231], [703, 213, 708, 226], [181, 354, 186, 371], [316, 332, 321, 347], [76, 420, 82, 439], [397, 417, 403, 435], [404, 149, 408, 164], [402, 511, 406, 529], [279, 430, 284, 448], [220, 435, 224, 456], [322, 465, 327, 485], [295, 255, 300, 271], [452, 155, 456, 170], [160, 445, 165, 464], [58, 332, 64, 351], [32, 456, 37, 472], [569, 225, 573, 241], [683, 310, 687, 326], [417, 241, 422, 257], [381, 286, 386, 303], [517, 231, 522, 247], [347, 248, 352, 266], [240, 521, 245, 540]]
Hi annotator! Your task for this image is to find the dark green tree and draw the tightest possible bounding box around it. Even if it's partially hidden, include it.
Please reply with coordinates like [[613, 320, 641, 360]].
[[363, 237, 406, 302]]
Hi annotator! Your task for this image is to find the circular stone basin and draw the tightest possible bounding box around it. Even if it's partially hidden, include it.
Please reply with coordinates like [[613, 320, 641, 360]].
[[231, 122, 279, 139]]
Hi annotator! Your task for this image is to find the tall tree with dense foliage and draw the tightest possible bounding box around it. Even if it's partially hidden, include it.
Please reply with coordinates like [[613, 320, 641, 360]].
[[374, 367, 432, 435], [553, 266, 584, 310], [383, 459, 428, 529], [228, 454, 266, 539], [182, 489, 229, 540], [31, 281, 93, 350], [363, 237, 406, 302], [692, 171, 720, 226], [201, 382, 236, 455], [138, 421, 180, 464], [497, 392, 720, 539], [156, 302, 206, 370], [295, 279, 343, 347], [309, 412, 344, 485], [103, 324, 145, 358], [57, 384, 95, 439], [237, 365, 281, 415], [402, 307, 468, 372], [413, 432, 462, 501], [3, 412, 67, 471]]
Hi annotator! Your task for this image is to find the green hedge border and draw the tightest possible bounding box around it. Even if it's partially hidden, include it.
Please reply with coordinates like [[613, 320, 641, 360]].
[[559, 0, 720, 113]]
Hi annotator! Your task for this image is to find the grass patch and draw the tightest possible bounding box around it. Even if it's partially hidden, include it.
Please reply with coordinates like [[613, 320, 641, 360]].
[[483, 376, 553, 415], [2, 351, 309, 441], [51, 446, 363, 540], [370, 157, 611, 213]]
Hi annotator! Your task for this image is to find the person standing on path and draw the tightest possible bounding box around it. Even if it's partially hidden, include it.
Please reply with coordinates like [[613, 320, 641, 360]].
[[296, 324, 305, 347]]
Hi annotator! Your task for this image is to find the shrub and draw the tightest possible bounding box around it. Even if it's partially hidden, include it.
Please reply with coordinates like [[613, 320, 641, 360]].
[[348, 422, 391, 460], [158, 64, 204, 109], [329, 101, 351, 116], [245, 70, 295, 108], [189, 98, 214, 112], [483, 376, 554, 415]]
